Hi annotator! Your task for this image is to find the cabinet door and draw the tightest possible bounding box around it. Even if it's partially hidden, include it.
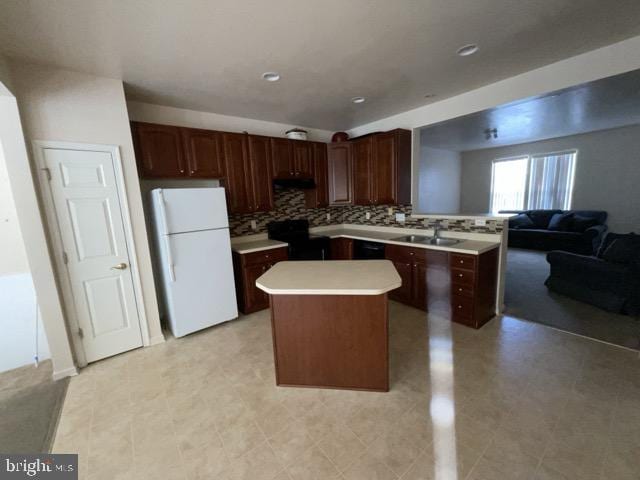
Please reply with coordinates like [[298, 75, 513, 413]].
[[305, 142, 328, 208], [247, 135, 274, 212], [327, 143, 352, 205], [373, 131, 397, 205], [292, 141, 314, 178], [181, 128, 225, 178], [244, 263, 269, 312], [222, 132, 252, 214], [413, 262, 428, 311], [330, 238, 353, 260], [389, 260, 413, 304], [352, 137, 374, 205], [132, 122, 186, 178], [270, 138, 294, 178]]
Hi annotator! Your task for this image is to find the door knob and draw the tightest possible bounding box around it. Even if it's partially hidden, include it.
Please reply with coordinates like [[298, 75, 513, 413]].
[[111, 263, 128, 270]]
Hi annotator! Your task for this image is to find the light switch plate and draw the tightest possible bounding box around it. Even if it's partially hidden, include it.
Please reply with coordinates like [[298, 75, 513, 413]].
[[326, 213, 331, 221], [395, 213, 406, 223], [365, 212, 371, 220], [250, 220, 257, 230], [474, 219, 487, 226], [387, 207, 394, 216]]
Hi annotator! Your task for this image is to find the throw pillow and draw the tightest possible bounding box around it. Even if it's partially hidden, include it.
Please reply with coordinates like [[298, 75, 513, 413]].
[[571, 214, 599, 233], [509, 213, 534, 230], [548, 212, 574, 231], [527, 210, 562, 229], [602, 235, 640, 266]]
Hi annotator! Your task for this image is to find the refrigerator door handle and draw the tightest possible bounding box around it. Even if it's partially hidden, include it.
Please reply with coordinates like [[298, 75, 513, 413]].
[[157, 189, 169, 235], [164, 235, 176, 282]]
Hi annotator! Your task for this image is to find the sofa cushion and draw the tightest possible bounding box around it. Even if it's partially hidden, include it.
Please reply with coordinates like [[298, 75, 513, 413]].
[[570, 214, 599, 233], [527, 210, 562, 229], [548, 212, 574, 231], [509, 213, 534, 229], [602, 235, 640, 267]]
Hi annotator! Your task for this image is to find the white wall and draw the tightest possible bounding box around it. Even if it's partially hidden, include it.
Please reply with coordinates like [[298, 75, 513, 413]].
[[6, 60, 165, 356], [345, 35, 640, 207], [460, 124, 640, 232], [127, 101, 334, 142], [417, 145, 461, 214]]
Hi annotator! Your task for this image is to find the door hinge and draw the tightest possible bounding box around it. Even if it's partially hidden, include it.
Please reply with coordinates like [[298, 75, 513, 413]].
[[78, 328, 84, 339], [42, 167, 52, 181], [62, 251, 69, 264]]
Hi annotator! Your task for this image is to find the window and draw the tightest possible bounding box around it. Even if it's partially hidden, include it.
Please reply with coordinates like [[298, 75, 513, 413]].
[[490, 150, 577, 213], [490, 157, 528, 213]]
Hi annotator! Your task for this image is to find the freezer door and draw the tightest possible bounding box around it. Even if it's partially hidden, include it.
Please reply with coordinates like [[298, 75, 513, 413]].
[[162, 228, 238, 337], [153, 187, 229, 234]]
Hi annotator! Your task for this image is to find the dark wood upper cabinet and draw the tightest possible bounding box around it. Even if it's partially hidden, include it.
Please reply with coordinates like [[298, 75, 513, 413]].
[[327, 142, 353, 205], [292, 141, 314, 178], [349, 129, 411, 206], [247, 135, 274, 212], [305, 142, 329, 208], [270, 138, 294, 178], [181, 127, 225, 178], [132, 122, 186, 178], [352, 137, 374, 205], [221, 132, 252, 214]]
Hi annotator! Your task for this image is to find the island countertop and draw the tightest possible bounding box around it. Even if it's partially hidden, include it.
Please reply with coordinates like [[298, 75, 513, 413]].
[[256, 260, 401, 295]]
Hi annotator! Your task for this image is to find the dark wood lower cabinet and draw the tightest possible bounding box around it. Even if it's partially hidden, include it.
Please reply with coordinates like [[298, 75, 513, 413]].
[[233, 247, 288, 314], [386, 244, 499, 328], [330, 237, 354, 260]]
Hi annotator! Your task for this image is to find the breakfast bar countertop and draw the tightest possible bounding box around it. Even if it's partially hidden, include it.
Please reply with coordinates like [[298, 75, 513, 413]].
[[255, 260, 401, 295]]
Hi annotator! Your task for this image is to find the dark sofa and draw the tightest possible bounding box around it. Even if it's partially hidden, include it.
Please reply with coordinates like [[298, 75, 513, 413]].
[[500, 209, 607, 254], [545, 232, 640, 315]]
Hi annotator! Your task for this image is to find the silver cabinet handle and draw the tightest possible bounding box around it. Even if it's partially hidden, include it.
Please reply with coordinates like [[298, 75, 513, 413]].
[[111, 263, 128, 270]]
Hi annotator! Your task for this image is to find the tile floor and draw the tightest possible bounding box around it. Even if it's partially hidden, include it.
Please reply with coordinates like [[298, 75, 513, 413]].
[[53, 302, 640, 480]]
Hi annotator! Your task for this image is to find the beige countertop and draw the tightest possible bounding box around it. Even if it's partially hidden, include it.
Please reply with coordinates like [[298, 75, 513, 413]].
[[230, 238, 288, 254], [231, 225, 501, 255], [256, 260, 401, 295]]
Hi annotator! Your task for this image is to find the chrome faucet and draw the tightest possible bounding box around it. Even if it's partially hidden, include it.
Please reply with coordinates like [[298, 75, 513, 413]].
[[433, 220, 442, 239]]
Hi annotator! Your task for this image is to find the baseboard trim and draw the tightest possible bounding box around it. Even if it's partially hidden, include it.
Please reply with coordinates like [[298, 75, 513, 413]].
[[52, 366, 78, 381], [148, 334, 165, 346]]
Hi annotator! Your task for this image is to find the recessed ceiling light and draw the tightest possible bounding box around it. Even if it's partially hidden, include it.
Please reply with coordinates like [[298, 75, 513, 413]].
[[262, 72, 280, 82], [424, 94, 436, 99], [351, 96, 366, 104], [456, 44, 479, 57]]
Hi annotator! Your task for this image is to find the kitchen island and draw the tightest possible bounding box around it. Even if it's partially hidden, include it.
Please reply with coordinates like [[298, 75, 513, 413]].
[[256, 260, 401, 391]]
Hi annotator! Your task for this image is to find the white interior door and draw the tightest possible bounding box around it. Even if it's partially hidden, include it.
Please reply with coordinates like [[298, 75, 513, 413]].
[[42, 146, 143, 362]]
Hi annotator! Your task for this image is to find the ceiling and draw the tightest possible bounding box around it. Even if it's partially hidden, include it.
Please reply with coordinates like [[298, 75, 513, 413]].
[[2, 1, 640, 131], [420, 68, 640, 151]]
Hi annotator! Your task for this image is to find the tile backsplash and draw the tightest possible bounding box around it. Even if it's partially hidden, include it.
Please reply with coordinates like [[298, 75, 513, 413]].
[[229, 187, 504, 236]]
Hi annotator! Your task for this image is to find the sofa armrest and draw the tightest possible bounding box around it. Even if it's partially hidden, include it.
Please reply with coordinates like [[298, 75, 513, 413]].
[[584, 224, 607, 253]]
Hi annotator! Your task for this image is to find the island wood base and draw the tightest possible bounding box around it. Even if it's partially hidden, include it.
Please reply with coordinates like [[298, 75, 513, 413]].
[[269, 293, 389, 392]]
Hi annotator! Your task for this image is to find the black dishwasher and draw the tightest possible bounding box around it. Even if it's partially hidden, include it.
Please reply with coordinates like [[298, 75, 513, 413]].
[[353, 240, 386, 259]]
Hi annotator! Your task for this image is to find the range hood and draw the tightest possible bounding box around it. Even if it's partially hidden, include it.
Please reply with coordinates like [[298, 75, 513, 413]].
[[273, 178, 316, 189]]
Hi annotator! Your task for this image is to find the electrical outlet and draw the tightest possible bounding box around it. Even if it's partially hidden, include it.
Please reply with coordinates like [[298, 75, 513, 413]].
[[474, 219, 487, 227], [365, 212, 371, 220], [326, 213, 331, 221], [395, 213, 406, 223], [387, 207, 394, 216], [250, 220, 257, 230]]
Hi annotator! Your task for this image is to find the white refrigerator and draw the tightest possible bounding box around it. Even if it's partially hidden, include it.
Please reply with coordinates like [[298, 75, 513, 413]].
[[151, 187, 238, 337]]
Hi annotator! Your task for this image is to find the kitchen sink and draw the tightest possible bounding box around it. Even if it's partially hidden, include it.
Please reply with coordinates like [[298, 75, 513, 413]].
[[428, 237, 460, 246], [391, 235, 431, 244], [391, 235, 460, 246]]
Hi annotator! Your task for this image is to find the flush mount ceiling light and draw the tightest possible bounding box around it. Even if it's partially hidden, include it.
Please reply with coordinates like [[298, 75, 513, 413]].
[[456, 44, 479, 56], [424, 93, 436, 99], [351, 96, 366, 104], [262, 72, 280, 82]]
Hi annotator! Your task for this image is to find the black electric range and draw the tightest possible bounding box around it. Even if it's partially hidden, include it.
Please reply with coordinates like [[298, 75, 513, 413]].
[[267, 219, 330, 260]]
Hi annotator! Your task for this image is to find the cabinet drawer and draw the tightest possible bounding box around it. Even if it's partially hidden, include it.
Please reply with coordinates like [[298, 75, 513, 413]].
[[450, 253, 476, 270], [451, 268, 474, 286], [452, 283, 474, 298], [451, 295, 474, 318], [385, 244, 427, 264], [242, 247, 288, 266]]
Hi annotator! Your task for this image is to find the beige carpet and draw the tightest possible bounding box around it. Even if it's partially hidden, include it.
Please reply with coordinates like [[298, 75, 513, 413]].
[[504, 248, 640, 350], [0, 360, 69, 453]]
